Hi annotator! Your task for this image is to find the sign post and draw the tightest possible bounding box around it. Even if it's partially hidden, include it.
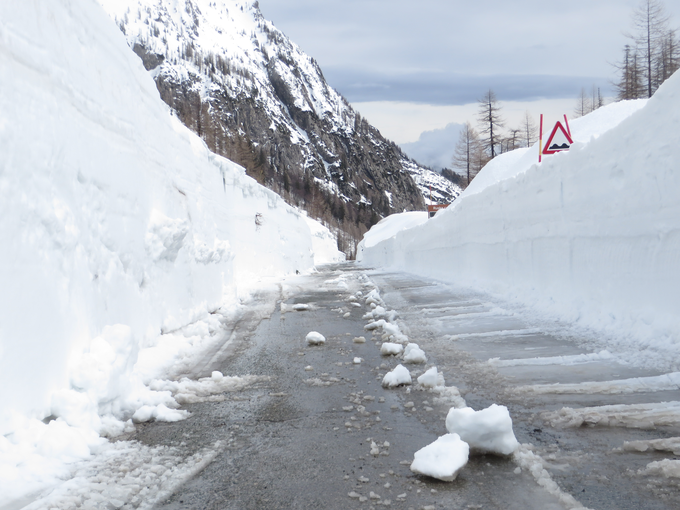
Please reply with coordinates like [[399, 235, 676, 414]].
[[539, 114, 573, 161]]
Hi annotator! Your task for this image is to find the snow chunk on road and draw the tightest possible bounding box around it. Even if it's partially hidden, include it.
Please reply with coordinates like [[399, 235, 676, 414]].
[[382, 365, 412, 388], [149, 372, 265, 404], [446, 404, 519, 455], [306, 331, 326, 345], [410, 433, 469, 481], [622, 437, 680, 455], [639, 459, 680, 478], [132, 404, 188, 423], [418, 367, 444, 388], [292, 303, 311, 311], [542, 401, 680, 429], [403, 343, 427, 364], [380, 342, 404, 356]]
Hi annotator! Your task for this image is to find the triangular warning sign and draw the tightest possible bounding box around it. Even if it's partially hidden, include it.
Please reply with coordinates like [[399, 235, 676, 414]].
[[542, 121, 573, 155]]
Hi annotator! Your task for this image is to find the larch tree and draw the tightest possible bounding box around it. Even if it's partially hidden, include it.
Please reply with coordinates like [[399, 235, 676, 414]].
[[628, 0, 671, 97], [452, 122, 483, 185], [521, 111, 538, 148], [574, 88, 592, 117], [614, 44, 644, 100], [477, 89, 504, 159]]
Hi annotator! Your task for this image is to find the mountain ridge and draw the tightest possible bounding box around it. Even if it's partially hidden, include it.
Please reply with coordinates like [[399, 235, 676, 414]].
[[99, 0, 460, 255]]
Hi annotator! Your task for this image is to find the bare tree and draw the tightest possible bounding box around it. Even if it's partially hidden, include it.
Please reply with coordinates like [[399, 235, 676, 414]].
[[658, 29, 679, 83], [520, 111, 538, 148], [452, 122, 483, 185], [574, 88, 592, 117], [477, 89, 504, 159], [614, 44, 644, 100], [628, 0, 671, 97]]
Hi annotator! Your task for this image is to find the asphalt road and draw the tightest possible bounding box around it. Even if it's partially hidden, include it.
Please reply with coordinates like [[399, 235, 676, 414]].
[[129, 263, 680, 510]]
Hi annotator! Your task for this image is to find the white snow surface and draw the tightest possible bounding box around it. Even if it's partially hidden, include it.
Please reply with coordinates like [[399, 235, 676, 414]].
[[0, 0, 327, 503], [410, 433, 469, 482], [303, 216, 345, 265], [359, 79, 680, 367], [446, 405, 519, 456], [356, 211, 427, 256]]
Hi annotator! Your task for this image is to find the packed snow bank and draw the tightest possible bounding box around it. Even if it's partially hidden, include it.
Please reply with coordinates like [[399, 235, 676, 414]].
[[446, 405, 519, 455], [356, 211, 428, 261], [360, 80, 680, 363], [410, 433, 469, 481], [0, 0, 318, 502], [303, 215, 346, 265]]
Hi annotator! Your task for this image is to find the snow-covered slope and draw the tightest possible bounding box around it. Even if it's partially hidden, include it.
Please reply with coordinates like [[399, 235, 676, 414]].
[[402, 159, 463, 205], [0, 0, 335, 501], [98, 0, 429, 246], [359, 83, 680, 361]]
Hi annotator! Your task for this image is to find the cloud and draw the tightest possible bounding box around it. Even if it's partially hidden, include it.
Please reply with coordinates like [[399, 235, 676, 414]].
[[324, 69, 612, 106], [400, 123, 465, 171]]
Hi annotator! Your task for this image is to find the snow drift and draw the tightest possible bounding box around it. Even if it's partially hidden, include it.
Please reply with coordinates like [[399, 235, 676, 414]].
[[360, 78, 680, 359], [0, 0, 335, 500]]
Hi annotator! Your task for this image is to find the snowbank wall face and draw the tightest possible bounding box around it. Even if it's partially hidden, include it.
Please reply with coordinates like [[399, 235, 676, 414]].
[[362, 73, 680, 348], [0, 0, 313, 435]]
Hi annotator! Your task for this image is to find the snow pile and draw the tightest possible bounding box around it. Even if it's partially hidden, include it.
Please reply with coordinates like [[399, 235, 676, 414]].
[[446, 405, 519, 455], [382, 365, 412, 388], [417, 367, 444, 388], [0, 0, 319, 502], [410, 433, 469, 481], [359, 83, 680, 362], [403, 343, 427, 364], [306, 331, 326, 345], [380, 342, 404, 356]]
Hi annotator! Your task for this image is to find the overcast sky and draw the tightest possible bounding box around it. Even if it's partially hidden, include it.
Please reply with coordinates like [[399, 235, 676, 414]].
[[257, 0, 680, 163]]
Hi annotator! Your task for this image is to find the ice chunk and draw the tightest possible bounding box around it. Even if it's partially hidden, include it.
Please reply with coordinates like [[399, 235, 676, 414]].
[[410, 433, 469, 481], [306, 331, 326, 345], [353, 357, 362, 364], [446, 404, 519, 455], [352, 336, 366, 344], [382, 365, 412, 388], [403, 343, 427, 364], [380, 342, 404, 356], [417, 367, 443, 388], [293, 304, 310, 311]]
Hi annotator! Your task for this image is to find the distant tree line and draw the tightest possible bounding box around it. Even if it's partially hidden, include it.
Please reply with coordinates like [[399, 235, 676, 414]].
[[445, 0, 678, 190], [448, 90, 537, 187]]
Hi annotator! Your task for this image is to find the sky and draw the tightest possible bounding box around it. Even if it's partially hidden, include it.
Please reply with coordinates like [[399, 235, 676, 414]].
[[257, 0, 680, 168]]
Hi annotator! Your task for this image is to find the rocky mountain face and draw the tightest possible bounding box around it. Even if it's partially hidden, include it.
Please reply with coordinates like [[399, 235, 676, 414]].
[[101, 0, 459, 256]]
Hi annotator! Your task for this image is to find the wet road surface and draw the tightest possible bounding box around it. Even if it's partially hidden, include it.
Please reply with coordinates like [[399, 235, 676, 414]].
[[131, 263, 680, 509]]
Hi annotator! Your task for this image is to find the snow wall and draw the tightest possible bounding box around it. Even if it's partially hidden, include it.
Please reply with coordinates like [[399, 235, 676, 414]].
[[0, 0, 323, 444], [360, 75, 680, 355]]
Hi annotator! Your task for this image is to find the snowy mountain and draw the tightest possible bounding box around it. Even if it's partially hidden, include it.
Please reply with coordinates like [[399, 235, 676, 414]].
[[403, 160, 463, 205], [99, 0, 437, 253]]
